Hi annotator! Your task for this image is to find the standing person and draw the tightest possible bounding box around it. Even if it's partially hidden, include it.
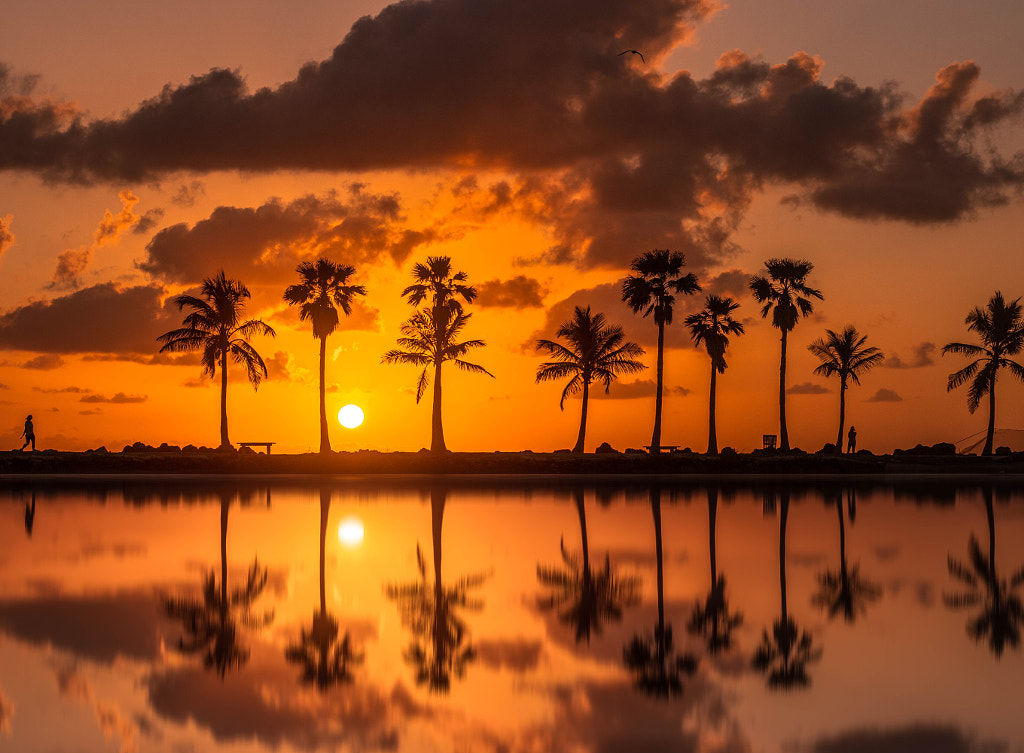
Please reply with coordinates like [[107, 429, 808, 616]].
[[847, 425, 857, 454], [20, 414, 35, 451]]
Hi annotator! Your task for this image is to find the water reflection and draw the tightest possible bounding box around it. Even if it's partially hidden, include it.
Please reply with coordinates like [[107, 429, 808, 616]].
[[23, 489, 35, 537], [688, 487, 744, 653], [812, 490, 881, 622]]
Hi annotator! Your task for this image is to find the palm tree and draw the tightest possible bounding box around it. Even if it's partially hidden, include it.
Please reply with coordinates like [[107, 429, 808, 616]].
[[538, 488, 640, 643], [393, 256, 478, 452], [382, 308, 493, 451], [750, 259, 824, 451], [808, 326, 884, 452], [158, 271, 276, 449], [686, 296, 745, 454], [812, 491, 881, 622], [621, 250, 701, 453], [942, 292, 1024, 456], [535, 306, 645, 453], [283, 259, 367, 454], [286, 489, 364, 688], [688, 488, 743, 653], [945, 487, 1024, 657]]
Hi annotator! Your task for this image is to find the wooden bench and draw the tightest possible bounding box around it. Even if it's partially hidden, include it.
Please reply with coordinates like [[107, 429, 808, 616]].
[[644, 445, 679, 453], [238, 442, 275, 454], [763, 434, 777, 450]]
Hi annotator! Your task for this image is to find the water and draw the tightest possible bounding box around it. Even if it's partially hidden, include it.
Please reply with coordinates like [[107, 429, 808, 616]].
[[1, 476, 1022, 753]]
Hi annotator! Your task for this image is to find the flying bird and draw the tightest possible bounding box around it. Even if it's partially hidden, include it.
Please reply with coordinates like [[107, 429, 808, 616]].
[[618, 49, 645, 63]]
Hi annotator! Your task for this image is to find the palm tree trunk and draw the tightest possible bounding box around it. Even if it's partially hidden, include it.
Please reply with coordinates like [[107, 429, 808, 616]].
[[983, 369, 996, 456], [836, 495, 848, 593], [573, 379, 590, 454], [708, 488, 718, 586], [779, 493, 789, 622], [431, 489, 445, 588], [779, 329, 790, 451], [318, 336, 331, 454], [651, 321, 665, 453], [836, 376, 847, 452], [220, 350, 231, 449], [220, 496, 230, 622], [319, 490, 330, 614], [708, 361, 718, 454], [431, 359, 446, 452]]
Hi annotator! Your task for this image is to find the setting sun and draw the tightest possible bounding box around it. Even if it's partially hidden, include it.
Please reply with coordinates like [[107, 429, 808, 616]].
[[338, 404, 364, 429]]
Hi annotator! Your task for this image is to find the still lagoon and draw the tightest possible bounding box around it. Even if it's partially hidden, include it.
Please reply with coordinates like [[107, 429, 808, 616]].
[[1, 476, 1022, 752]]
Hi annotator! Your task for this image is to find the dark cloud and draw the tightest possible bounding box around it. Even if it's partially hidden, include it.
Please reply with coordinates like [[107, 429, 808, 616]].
[[171, 179, 205, 207], [883, 342, 935, 369], [133, 208, 165, 235], [866, 388, 902, 402], [81, 352, 202, 366], [0, 283, 178, 354], [20, 353, 64, 369], [592, 379, 692, 399], [0, 214, 13, 258], [787, 381, 830, 395], [476, 275, 546, 309], [807, 723, 993, 753], [34, 385, 91, 393], [264, 351, 295, 382], [80, 392, 148, 404]]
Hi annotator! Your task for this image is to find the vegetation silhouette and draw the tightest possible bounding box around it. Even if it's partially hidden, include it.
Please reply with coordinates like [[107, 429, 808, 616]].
[[752, 492, 822, 689], [157, 271, 276, 450], [624, 487, 698, 697], [750, 259, 823, 451], [944, 487, 1024, 658], [808, 326, 884, 453], [686, 296, 745, 454], [163, 492, 274, 676], [688, 488, 743, 653], [383, 256, 491, 453], [283, 259, 367, 454], [942, 291, 1024, 456], [384, 488, 489, 693], [535, 306, 645, 453], [811, 491, 881, 622], [537, 488, 640, 643], [621, 250, 701, 453], [285, 489, 364, 688]]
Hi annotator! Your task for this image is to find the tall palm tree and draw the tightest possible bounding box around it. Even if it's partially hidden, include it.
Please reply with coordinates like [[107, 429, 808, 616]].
[[943, 291, 1024, 456], [808, 326, 884, 452], [283, 259, 367, 454], [750, 259, 823, 451], [686, 296, 745, 454], [621, 250, 701, 453], [945, 487, 1024, 658], [812, 491, 881, 622], [688, 488, 743, 653], [382, 308, 493, 451], [158, 271, 276, 449], [538, 488, 640, 644], [393, 256, 478, 452], [535, 306, 645, 453], [286, 489, 364, 688]]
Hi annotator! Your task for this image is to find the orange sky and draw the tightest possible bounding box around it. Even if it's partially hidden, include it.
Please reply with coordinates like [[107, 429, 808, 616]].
[[1, 0, 1024, 453]]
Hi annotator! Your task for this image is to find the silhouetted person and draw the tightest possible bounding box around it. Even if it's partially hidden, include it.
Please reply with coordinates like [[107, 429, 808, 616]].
[[846, 426, 856, 454], [20, 415, 35, 451]]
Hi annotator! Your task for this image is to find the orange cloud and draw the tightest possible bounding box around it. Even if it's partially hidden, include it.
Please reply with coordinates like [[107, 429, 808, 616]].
[[52, 190, 141, 287], [0, 214, 13, 259]]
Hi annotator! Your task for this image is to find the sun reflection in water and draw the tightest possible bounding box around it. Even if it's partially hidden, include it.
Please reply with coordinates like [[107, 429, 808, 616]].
[[338, 516, 365, 547]]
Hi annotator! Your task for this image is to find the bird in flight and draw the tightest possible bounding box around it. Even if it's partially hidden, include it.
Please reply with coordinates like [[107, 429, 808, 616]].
[[618, 49, 646, 63]]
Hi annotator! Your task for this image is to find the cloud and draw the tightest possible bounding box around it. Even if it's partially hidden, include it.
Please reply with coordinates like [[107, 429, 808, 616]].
[[171, 179, 205, 207], [866, 388, 903, 402], [592, 378, 692, 399], [264, 350, 299, 382], [0, 214, 13, 259], [787, 381, 830, 395], [34, 385, 91, 393], [20, 353, 64, 369], [476, 275, 546, 309], [51, 190, 140, 288], [79, 408, 103, 415], [883, 342, 935, 369], [79, 392, 148, 404], [274, 297, 381, 334], [133, 208, 164, 235]]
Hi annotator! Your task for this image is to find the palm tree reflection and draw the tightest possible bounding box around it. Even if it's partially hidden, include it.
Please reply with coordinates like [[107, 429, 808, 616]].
[[385, 488, 489, 693], [163, 492, 274, 676], [945, 487, 1024, 658], [624, 487, 697, 697], [752, 492, 822, 689], [286, 489, 364, 688], [688, 488, 743, 653], [812, 491, 881, 622], [538, 488, 640, 644]]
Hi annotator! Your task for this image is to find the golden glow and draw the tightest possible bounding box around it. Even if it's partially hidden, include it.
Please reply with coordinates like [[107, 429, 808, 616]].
[[338, 404, 365, 429], [337, 516, 365, 547]]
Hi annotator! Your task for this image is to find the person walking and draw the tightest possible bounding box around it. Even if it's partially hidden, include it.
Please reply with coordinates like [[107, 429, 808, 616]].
[[20, 415, 35, 451], [846, 425, 857, 454]]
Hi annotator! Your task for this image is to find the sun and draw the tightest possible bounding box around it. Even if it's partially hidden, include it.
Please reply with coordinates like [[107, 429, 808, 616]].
[[337, 516, 365, 547], [338, 404, 364, 429]]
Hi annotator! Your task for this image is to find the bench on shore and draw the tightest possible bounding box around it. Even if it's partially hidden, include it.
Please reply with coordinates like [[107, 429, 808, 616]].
[[238, 442, 275, 454], [644, 445, 679, 454]]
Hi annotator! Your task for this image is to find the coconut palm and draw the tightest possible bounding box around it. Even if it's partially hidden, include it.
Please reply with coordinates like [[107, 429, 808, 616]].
[[621, 250, 701, 453], [808, 326, 884, 452], [750, 259, 823, 451], [158, 271, 275, 449], [688, 488, 743, 652], [942, 292, 1024, 456], [535, 306, 645, 453], [686, 296, 745, 454], [812, 491, 881, 622], [538, 488, 640, 644], [283, 259, 367, 454], [944, 487, 1024, 657], [286, 489, 364, 688]]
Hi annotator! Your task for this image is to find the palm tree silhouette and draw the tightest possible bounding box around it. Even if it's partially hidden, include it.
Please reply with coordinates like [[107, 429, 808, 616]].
[[685, 295, 745, 454], [811, 491, 881, 622], [283, 259, 367, 454], [944, 487, 1024, 657], [157, 271, 276, 449], [285, 489, 364, 688], [624, 487, 698, 696], [538, 488, 640, 643], [749, 259, 824, 451], [621, 250, 701, 453], [163, 492, 274, 676], [535, 306, 645, 453], [688, 488, 743, 653], [385, 489, 489, 693], [942, 291, 1024, 456], [808, 326, 884, 452], [752, 492, 822, 689]]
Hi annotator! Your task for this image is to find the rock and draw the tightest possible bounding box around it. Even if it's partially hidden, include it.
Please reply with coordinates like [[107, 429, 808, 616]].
[[86, 446, 108, 454], [720, 447, 737, 456], [995, 445, 1011, 456], [816, 443, 837, 455], [158, 443, 181, 452], [595, 442, 619, 454], [625, 448, 646, 454]]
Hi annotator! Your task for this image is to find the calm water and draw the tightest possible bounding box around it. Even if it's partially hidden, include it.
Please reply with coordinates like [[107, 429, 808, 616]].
[[1, 476, 1023, 753]]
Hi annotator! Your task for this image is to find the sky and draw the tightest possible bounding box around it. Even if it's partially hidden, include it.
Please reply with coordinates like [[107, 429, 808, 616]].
[[1, 0, 1024, 453]]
